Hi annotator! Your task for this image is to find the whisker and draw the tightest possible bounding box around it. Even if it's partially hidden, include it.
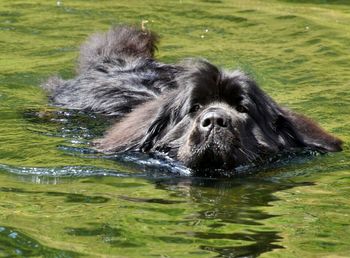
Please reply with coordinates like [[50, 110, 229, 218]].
[[238, 148, 255, 163]]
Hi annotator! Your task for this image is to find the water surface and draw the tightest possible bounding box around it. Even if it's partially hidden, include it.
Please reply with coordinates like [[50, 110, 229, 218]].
[[0, 0, 349, 257]]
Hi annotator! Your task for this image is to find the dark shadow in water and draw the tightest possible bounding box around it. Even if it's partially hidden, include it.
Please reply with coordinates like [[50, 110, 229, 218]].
[[65, 223, 142, 248], [0, 226, 81, 257], [66, 223, 122, 237], [200, 231, 282, 258], [149, 178, 314, 257], [51, 177, 314, 257], [0, 186, 110, 204], [118, 195, 185, 204]]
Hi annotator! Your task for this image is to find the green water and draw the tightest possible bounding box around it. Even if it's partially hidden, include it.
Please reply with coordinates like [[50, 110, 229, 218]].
[[1, 0, 349, 257]]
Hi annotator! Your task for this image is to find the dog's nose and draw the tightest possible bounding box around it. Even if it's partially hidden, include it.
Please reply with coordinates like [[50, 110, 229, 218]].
[[200, 109, 229, 130]]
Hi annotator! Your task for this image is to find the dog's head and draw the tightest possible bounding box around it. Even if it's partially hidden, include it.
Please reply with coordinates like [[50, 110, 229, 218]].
[[98, 59, 342, 171]]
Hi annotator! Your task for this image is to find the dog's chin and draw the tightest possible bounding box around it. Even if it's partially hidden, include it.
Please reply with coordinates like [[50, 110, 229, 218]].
[[182, 132, 237, 170]]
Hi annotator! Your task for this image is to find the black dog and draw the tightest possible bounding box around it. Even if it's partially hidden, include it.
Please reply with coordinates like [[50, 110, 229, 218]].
[[43, 25, 342, 172]]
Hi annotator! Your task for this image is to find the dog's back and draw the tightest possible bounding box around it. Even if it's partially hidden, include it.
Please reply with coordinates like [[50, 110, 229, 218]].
[[43, 25, 179, 117]]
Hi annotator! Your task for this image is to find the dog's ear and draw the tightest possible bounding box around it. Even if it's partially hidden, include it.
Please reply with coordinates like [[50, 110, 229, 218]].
[[243, 76, 342, 153], [278, 109, 343, 152]]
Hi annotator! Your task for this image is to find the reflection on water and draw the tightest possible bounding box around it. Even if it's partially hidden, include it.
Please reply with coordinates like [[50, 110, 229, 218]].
[[0, 169, 314, 257], [153, 178, 307, 257]]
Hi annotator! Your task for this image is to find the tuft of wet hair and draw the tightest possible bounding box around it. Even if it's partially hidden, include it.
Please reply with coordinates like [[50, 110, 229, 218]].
[[41, 75, 65, 95], [78, 25, 159, 73]]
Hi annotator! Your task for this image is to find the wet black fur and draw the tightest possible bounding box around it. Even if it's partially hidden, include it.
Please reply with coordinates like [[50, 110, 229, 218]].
[[43, 25, 342, 173]]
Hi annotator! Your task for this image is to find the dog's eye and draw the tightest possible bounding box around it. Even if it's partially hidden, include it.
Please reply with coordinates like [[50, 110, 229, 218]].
[[189, 104, 202, 113], [236, 105, 248, 113]]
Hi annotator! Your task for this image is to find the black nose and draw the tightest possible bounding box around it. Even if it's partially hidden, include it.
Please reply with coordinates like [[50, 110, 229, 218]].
[[200, 109, 230, 131]]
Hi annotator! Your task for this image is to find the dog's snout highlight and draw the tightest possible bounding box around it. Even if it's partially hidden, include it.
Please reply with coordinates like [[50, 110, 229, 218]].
[[200, 108, 230, 131]]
